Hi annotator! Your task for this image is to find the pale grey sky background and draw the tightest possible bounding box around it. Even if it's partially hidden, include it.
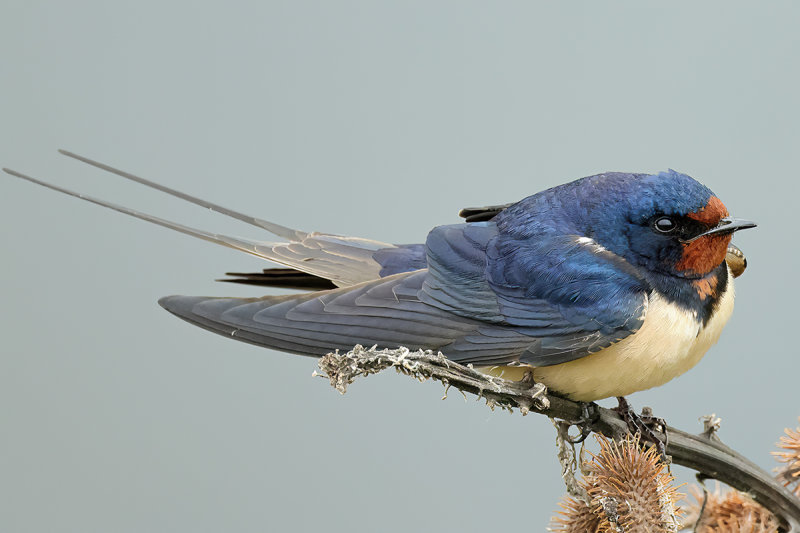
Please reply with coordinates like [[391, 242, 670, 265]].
[[1, 2, 798, 532]]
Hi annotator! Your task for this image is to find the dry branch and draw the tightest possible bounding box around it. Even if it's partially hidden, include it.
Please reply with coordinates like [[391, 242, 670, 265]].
[[316, 345, 800, 532]]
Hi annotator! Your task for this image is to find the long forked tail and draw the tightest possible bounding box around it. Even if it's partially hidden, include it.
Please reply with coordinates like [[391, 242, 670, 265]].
[[57, 150, 306, 241], [3, 151, 400, 287]]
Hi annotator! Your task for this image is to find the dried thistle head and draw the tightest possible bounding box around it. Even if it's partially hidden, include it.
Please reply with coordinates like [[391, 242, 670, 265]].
[[588, 434, 683, 532], [550, 434, 682, 533], [551, 496, 601, 533], [773, 418, 800, 497], [682, 484, 779, 533]]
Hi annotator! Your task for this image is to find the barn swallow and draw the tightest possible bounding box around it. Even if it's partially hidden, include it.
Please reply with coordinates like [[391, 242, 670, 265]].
[[4, 152, 756, 402]]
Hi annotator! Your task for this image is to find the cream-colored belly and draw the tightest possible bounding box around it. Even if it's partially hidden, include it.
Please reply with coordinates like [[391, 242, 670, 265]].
[[480, 270, 735, 402]]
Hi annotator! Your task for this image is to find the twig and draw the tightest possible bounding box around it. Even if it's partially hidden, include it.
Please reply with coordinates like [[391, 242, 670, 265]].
[[553, 419, 590, 503], [317, 345, 800, 532]]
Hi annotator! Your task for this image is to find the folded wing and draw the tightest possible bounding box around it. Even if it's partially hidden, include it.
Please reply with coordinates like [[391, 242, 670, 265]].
[[161, 223, 649, 368]]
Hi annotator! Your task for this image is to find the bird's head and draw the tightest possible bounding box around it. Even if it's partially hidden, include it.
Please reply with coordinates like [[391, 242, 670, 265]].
[[577, 170, 756, 279]]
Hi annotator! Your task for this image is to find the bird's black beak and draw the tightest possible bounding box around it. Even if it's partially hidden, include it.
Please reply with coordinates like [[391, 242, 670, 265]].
[[682, 217, 757, 243]]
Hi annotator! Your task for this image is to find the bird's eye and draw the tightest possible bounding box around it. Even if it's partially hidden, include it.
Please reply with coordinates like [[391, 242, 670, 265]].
[[653, 216, 677, 233]]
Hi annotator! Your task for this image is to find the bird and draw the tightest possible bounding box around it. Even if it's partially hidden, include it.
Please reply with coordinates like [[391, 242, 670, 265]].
[[3, 151, 756, 403]]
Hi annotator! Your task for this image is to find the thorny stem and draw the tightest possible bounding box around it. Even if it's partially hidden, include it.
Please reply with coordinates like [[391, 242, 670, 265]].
[[317, 345, 800, 532]]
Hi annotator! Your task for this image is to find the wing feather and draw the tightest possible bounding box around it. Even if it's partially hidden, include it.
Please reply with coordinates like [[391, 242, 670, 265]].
[[160, 224, 648, 368]]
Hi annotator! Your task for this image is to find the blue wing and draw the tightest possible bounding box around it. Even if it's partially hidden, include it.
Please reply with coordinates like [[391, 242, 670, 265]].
[[161, 222, 649, 367], [420, 223, 648, 365]]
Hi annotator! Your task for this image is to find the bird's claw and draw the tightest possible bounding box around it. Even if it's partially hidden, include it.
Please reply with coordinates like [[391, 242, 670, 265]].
[[615, 396, 669, 462], [565, 401, 600, 444]]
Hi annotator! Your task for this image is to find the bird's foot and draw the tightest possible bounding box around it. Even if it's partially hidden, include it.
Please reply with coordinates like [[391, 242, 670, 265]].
[[565, 401, 600, 444], [517, 370, 549, 413], [614, 396, 669, 462]]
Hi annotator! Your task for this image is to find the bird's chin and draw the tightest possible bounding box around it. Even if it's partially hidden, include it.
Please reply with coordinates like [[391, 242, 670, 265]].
[[674, 234, 732, 276]]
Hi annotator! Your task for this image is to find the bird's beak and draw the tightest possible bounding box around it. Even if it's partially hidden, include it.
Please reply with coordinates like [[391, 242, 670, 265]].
[[682, 217, 757, 243]]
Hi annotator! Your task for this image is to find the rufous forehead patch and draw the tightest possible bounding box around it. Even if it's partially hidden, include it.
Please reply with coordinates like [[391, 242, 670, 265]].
[[686, 196, 729, 225]]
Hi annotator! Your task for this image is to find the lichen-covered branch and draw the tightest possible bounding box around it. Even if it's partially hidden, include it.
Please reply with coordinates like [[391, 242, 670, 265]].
[[316, 346, 800, 532], [316, 344, 549, 413]]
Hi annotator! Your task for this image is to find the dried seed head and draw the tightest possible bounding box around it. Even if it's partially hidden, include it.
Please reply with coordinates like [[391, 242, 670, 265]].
[[551, 496, 601, 533], [773, 418, 800, 497], [587, 435, 682, 532], [683, 484, 779, 533], [551, 434, 682, 533]]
